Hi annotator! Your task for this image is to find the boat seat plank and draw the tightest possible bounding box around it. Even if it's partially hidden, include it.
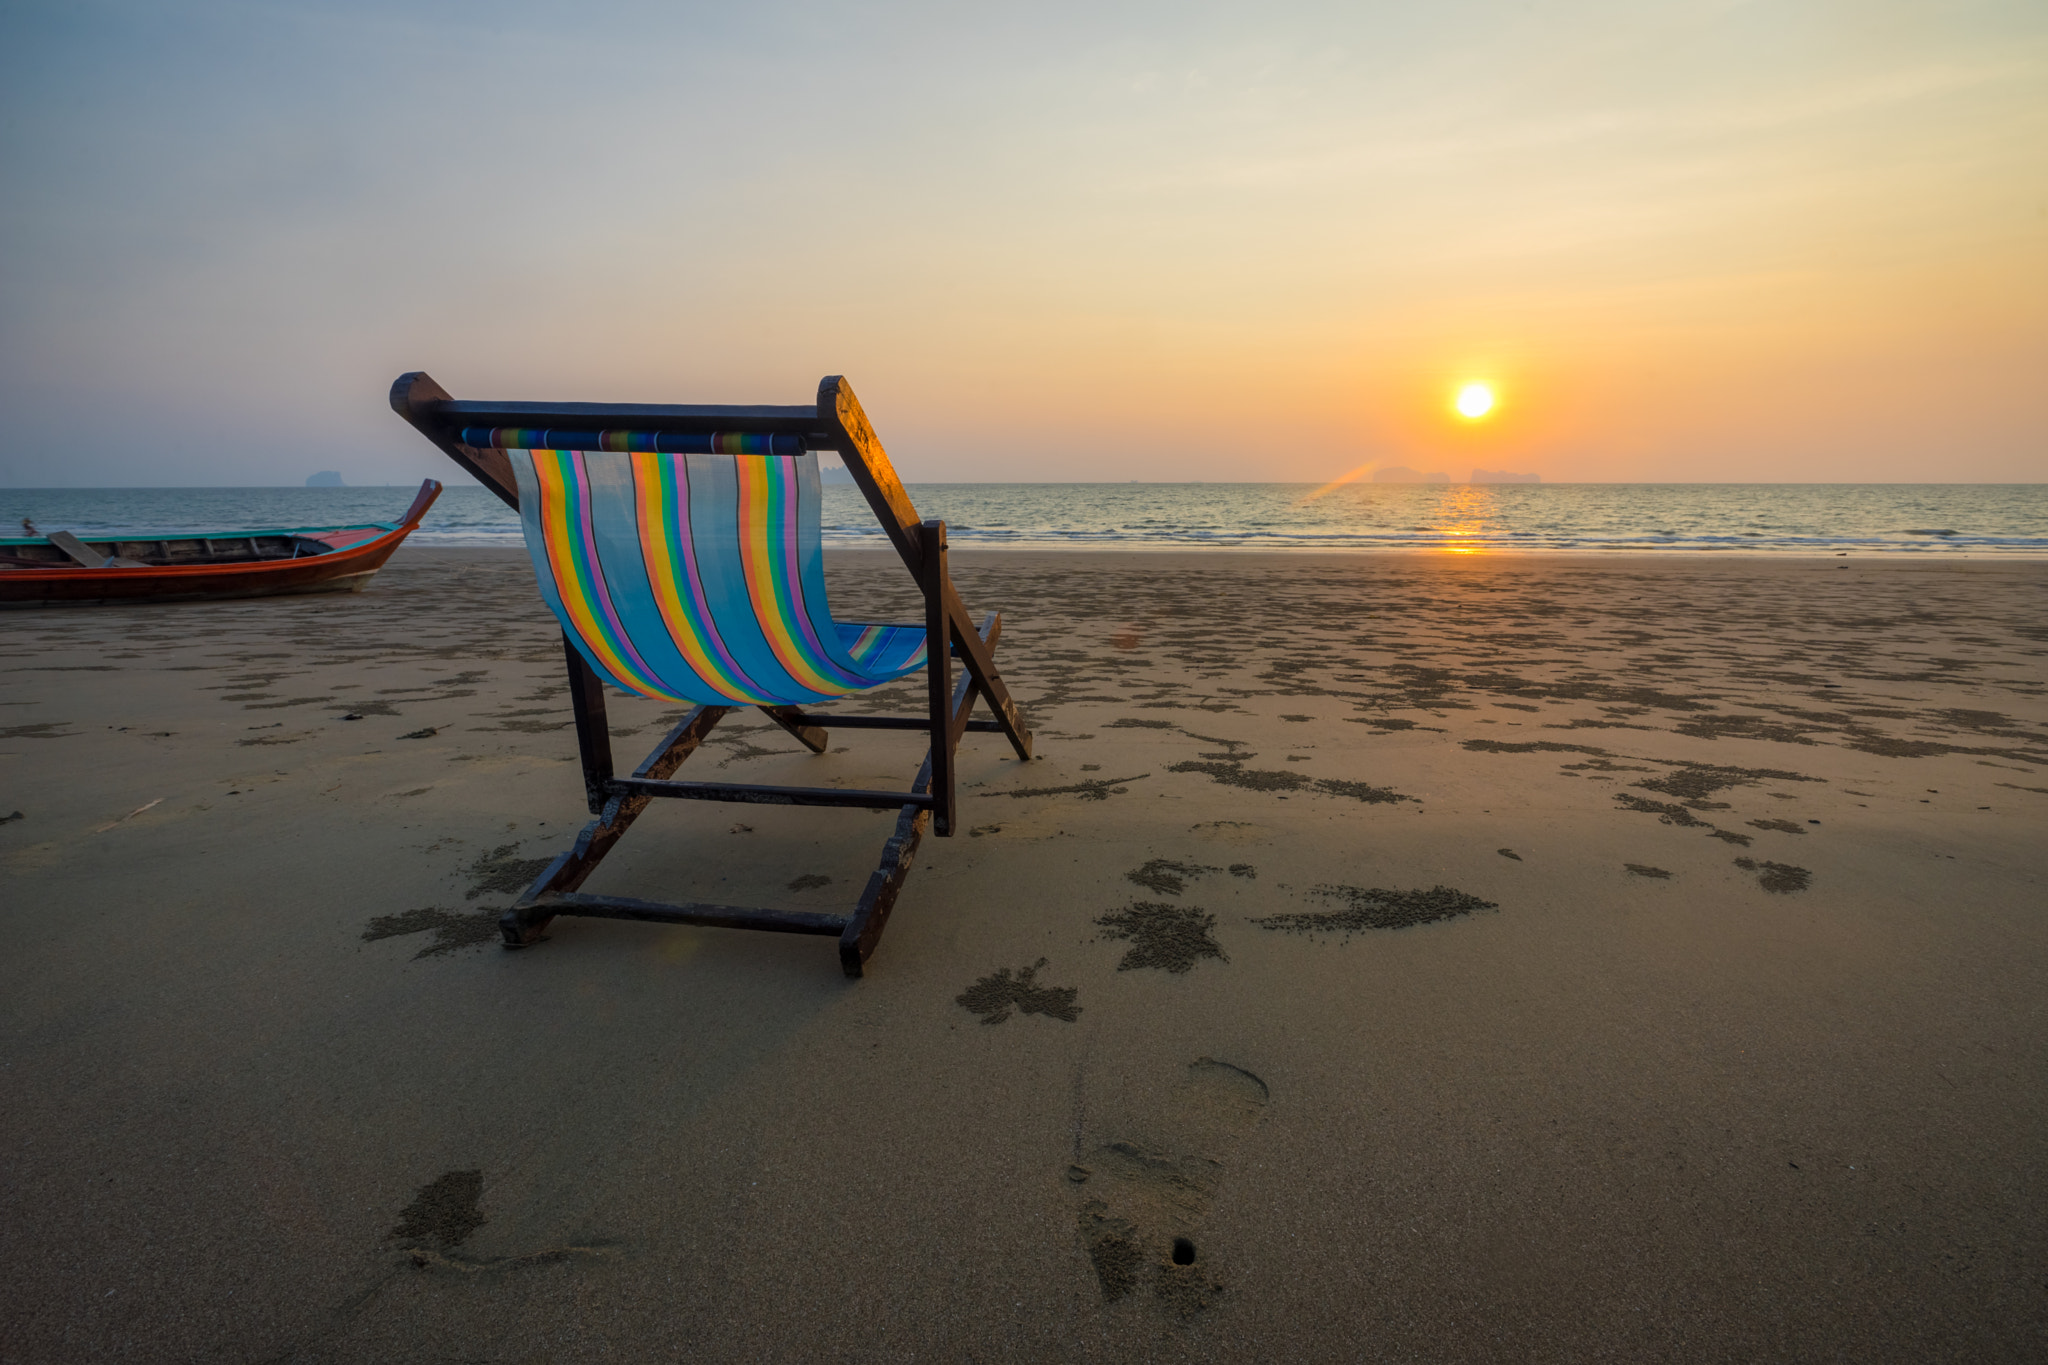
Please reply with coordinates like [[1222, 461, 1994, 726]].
[[48, 531, 107, 569]]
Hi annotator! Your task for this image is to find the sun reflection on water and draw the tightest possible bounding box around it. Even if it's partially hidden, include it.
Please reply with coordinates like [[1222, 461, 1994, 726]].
[[1426, 484, 1500, 551]]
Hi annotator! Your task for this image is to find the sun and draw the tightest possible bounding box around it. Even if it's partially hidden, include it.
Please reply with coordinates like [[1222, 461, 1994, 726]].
[[1455, 383, 1495, 420]]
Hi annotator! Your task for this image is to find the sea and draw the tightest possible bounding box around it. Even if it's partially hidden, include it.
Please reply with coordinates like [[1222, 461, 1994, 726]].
[[3, 483, 2043, 556]]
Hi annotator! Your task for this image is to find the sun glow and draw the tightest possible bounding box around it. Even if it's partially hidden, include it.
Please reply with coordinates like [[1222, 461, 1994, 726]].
[[1296, 460, 1377, 503], [1455, 383, 1495, 420]]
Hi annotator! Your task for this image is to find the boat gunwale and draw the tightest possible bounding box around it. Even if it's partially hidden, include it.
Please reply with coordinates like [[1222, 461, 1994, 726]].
[[0, 520, 400, 550], [0, 524, 410, 581]]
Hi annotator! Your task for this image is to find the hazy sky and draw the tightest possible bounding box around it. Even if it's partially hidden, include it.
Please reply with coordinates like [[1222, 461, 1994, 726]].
[[2, 0, 2042, 486]]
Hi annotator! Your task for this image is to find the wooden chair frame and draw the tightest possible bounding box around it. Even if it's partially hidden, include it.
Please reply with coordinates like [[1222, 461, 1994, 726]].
[[390, 372, 1033, 975]]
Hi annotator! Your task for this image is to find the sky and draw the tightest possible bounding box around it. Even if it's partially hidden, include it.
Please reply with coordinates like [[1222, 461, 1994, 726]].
[[1, 0, 2043, 487]]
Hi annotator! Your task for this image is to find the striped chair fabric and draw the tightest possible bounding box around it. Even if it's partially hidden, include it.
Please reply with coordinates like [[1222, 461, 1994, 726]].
[[503, 443, 928, 707]]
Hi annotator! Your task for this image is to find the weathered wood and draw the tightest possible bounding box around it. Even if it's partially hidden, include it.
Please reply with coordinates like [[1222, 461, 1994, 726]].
[[607, 776, 935, 810], [948, 633, 985, 750], [633, 705, 731, 780], [756, 704, 829, 754], [812, 374, 1027, 759], [921, 520, 957, 837], [389, 371, 520, 508], [45, 534, 150, 568], [48, 531, 109, 568], [563, 635, 615, 814], [839, 759, 931, 977], [940, 581, 1032, 759], [783, 714, 1005, 733], [818, 376, 927, 578], [426, 399, 823, 438], [502, 706, 730, 946], [837, 610, 993, 976], [502, 795, 627, 945], [535, 892, 849, 936]]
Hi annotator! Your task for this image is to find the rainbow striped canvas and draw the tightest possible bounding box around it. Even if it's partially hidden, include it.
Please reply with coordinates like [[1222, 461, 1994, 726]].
[[508, 447, 927, 706]]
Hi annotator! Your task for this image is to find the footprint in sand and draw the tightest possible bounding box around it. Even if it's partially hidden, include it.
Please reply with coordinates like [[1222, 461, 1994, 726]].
[[389, 1169, 487, 1249], [1734, 856, 1812, 893], [380, 1169, 615, 1276], [362, 907, 500, 959], [1066, 1057, 1268, 1316]]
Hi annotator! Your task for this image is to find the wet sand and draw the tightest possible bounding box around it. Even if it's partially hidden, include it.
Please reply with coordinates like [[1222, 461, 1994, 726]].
[[2, 548, 2045, 1362]]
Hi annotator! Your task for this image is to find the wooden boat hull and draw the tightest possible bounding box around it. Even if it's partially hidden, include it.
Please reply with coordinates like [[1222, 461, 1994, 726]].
[[0, 481, 441, 609]]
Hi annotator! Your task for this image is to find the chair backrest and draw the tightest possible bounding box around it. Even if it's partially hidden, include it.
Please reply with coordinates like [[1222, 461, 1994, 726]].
[[475, 431, 926, 707]]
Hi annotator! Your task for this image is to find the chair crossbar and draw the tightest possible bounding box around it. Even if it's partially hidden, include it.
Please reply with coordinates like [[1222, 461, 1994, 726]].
[[784, 713, 1006, 733], [434, 400, 823, 438], [459, 427, 808, 457], [533, 892, 850, 936], [607, 776, 935, 811]]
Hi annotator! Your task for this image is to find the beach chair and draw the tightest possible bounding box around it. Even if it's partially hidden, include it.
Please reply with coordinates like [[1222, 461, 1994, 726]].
[[389, 373, 1033, 975]]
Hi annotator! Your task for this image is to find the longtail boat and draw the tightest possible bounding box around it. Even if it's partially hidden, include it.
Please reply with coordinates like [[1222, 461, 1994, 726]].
[[0, 479, 441, 608]]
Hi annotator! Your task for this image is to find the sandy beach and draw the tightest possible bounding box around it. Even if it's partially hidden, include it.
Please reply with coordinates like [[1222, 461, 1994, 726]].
[[2, 547, 2044, 1363]]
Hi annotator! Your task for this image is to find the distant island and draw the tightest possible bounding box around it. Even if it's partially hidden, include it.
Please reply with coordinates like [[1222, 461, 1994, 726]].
[[305, 471, 345, 487], [819, 463, 855, 486]]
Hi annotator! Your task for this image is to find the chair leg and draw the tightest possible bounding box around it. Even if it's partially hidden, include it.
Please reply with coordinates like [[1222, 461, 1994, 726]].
[[919, 520, 957, 836], [501, 705, 729, 946], [503, 796, 633, 946], [838, 611, 994, 975], [839, 757, 932, 976], [562, 632, 615, 814], [939, 582, 1032, 761]]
